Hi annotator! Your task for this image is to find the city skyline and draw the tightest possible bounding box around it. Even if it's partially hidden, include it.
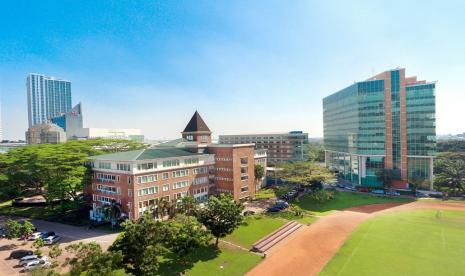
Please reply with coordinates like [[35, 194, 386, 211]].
[[1, 1, 465, 140]]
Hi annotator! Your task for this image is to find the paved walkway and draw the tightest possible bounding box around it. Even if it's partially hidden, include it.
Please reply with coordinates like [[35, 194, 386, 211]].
[[246, 200, 465, 276]]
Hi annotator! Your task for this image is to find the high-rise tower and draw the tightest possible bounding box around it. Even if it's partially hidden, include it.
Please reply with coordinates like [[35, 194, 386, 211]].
[[26, 73, 72, 127]]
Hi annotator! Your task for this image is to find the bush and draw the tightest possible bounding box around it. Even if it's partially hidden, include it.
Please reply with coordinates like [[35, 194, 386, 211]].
[[308, 190, 334, 203]]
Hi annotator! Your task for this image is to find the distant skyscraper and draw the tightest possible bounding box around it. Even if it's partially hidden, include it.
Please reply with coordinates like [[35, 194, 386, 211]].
[[26, 73, 72, 127], [323, 68, 436, 189]]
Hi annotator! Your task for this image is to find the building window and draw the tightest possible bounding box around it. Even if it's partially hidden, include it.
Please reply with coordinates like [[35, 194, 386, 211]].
[[98, 162, 111, 169], [162, 172, 169, 180], [137, 162, 157, 171], [163, 159, 180, 168], [184, 158, 199, 165], [128, 189, 132, 196], [193, 167, 208, 174], [241, 175, 248, 181], [172, 181, 189, 189], [193, 177, 208, 185], [241, 186, 249, 192], [186, 135, 194, 141], [137, 174, 158, 184], [172, 169, 189, 178], [162, 184, 169, 192], [96, 173, 119, 183], [137, 186, 159, 196], [117, 163, 131, 171]]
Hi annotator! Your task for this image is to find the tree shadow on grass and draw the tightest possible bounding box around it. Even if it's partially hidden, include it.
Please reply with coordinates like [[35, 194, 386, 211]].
[[158, 245, 220, 276]]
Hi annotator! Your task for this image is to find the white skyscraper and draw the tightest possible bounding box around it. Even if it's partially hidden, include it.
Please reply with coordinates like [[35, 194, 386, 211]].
[[26, 73, 72, 127]]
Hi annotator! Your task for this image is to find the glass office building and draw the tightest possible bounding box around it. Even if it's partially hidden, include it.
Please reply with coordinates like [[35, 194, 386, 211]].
[[323, 68, 435, 189], [27, 73, 72, 127]]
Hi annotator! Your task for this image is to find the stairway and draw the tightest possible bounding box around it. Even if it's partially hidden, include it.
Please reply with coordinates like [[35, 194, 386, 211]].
[[252, 221, 303, 253]]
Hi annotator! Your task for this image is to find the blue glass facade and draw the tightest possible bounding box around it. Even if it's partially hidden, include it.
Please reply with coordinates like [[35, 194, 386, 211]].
[[324, 69, 436, 189], [27, 74, 72, 127]]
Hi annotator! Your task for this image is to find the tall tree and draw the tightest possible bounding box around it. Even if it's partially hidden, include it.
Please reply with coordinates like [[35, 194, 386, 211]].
[[196, 194, 244, 247], [66, 242, 124, 276], [434, 159, 465, 196], [178, 196, 197, 216], [161, 215, 212, 258], [278, 161, 335, 188], [109, 213, 166, 275], [102, 200, 123, 228]]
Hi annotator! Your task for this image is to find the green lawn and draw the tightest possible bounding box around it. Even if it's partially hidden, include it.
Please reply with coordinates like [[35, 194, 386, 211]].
[[296, 191, 413, 215], [158, 243, 262, 276], [266, 210, 317, 225], [320, 210, 465, 276], [254, 188, 276, 199], [223, 215, 286, 248]]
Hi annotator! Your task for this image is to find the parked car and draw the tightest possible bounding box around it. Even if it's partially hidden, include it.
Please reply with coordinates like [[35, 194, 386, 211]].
[[416, 192, 429, 198], [344, 186, 356, 191], [274, 200, 289, 209], [0, 227, 7, 238], [267, 206, 282, 213], [358, 187, 370, 193], [44, 235, 61, 245], [371, 189, 385, 195], [336, 184, 345, 189], [386, 191, 400, 196], [19, 255, 48, 266], [22, 259, 51, 272], [8, 250, 33, 260]]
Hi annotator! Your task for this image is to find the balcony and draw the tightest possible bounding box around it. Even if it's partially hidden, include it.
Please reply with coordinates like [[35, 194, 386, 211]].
[[95, 178, 116, 184]]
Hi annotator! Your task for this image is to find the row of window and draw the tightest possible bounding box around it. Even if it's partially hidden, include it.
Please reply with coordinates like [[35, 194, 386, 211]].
[[137, 174, 157, 184], [138, 186, 159, 197], [172, 181, 189, 189], [97, 184, 118, 194], [96, 173, 119, 183], [137, 162, 156, 171], [172, 169, 189, 178], [117, 163, 131, 171], [193, 177, 208, 185]]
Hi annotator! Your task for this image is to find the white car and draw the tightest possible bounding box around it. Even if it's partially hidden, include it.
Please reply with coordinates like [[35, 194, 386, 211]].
[[21, 259, 51, 272], [44, 235, 61, 245], [19, 255, 48, 266], [28, 232, 44, 241]]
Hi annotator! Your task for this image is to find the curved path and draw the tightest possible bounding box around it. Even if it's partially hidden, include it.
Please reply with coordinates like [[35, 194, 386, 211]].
[[246, 200, 465, 276]]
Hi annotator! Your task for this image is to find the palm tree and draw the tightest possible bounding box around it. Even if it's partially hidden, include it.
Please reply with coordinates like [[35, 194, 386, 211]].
[[157, 198, 171, 221], [179, 196, 197, 216], [102, 200, 122, 228]]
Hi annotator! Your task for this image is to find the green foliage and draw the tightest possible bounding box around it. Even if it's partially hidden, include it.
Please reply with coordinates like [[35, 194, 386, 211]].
[[49, 244, 62, 258], [178, 196, 197, 217], [0, 139, 147, 202], [278, 161, 335, 186], [33, 237, 45, 250], [376, 168, 398, 190], [66, 242, 124, 276], [161, 214, 212, 257], [308, 189, 334, 203], [196, 194, 244, 246], [307, 142, 325, 163], [434, 155, 465, 196], [5, 219, 22, 239], [254, 164, 265, 181], [437, 140, 465, 152], [109, 213, 165, 275], [20, 220, 35, 240], [102, 200, 123, 227]]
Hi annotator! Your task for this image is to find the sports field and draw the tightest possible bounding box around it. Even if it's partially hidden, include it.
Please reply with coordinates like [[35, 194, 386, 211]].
[[320, 210, 465, 276]]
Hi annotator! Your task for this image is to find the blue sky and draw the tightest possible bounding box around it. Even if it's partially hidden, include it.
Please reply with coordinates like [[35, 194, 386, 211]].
[[1, 0, 465, 140]]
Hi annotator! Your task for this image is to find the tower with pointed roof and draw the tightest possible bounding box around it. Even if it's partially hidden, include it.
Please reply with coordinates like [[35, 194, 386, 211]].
[[181, 111, 212, 145]]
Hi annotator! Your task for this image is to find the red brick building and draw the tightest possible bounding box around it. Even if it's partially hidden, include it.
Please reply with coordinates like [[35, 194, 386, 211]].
[[88, 111, 266, 221]]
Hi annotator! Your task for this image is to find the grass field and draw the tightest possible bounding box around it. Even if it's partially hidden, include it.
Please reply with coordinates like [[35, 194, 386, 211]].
[[320, 210, 465, 276], [158, 243, 262, 276], [296, 191, 413, 215], [223, 215, 286, 248]]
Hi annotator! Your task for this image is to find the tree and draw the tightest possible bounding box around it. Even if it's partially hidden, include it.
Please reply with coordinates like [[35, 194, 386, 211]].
[[307, 143, 325, 163], [376, 169, 397, 192], [66, 242, 123, 276], [109, 213, 166, 275], [20, 220, 35, 240], [32, 238, 45, 256], [434, 159, 465, 196], [102, 200, 123, 228], [254, 164, 265, 192], [178, 196, 197, 216], [5, 219, 22, 239], [161, 215, 212, 258], [196, 194, 244, 247], [278, 161, 335, 188]]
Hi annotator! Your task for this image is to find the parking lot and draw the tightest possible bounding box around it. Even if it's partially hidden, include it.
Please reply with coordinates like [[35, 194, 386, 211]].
[[0, 217, 120, 274]]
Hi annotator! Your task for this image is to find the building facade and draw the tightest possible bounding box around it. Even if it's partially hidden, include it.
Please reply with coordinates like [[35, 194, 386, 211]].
[[88, 112, 265, 221], [218, 131, 308, 164], [27, 74, 72, 127], [26, 122, 67, 144], [323, 68, 436, 189]]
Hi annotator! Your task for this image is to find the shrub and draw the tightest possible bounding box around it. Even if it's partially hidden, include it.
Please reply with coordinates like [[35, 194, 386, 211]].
[[308, 190, 334, 203]]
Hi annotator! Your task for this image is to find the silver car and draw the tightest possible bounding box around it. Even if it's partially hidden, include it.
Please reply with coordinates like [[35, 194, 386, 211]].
[[22, 259, 51, 272], [19, 255, 48, 266]]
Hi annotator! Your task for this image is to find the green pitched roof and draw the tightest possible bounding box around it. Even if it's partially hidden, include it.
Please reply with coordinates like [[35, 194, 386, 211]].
[[90, 148, 200, 161]]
